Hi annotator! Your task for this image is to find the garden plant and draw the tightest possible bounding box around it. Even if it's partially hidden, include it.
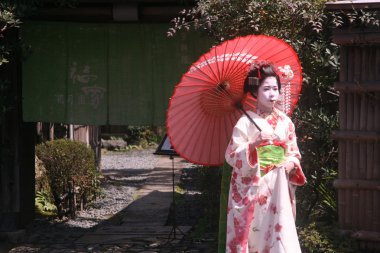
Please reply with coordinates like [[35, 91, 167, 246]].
[[36, 139, 100, 219]]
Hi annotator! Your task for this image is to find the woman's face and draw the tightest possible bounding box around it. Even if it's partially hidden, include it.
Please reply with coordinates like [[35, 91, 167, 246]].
[[257, 76, 280, 112]]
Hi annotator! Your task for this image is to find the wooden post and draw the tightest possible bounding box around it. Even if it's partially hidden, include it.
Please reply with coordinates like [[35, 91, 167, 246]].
[[0, 28, 36, 231], [49, 123, 54, 140]]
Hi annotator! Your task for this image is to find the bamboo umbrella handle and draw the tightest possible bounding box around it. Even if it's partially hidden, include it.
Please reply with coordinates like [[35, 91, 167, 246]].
[[235, 102, 262, 132]]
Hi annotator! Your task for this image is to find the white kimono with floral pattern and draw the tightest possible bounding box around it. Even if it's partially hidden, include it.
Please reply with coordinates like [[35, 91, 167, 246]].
[[225, 108, 306, 253]]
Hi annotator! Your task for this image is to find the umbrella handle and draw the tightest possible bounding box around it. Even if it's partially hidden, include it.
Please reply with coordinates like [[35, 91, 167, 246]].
[[235, 103, 262, 132]]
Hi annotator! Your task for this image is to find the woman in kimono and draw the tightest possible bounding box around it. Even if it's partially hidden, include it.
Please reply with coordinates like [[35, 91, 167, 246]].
[[223, 63, 306, 253]]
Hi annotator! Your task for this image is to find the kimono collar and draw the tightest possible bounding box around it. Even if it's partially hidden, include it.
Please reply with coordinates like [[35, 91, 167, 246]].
[[255, 107, 280, 120]]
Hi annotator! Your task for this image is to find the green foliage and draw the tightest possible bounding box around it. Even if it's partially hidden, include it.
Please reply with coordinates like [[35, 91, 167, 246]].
[[35, 190, 57, 216], [0, 0, 79, 66], [169, 0, 329, 42], [331, 8, 379, 29], [0, 2, 22, 119], [102, 126, 162, 152], [298, 222, 358, 253], [194, 166, 221, 237], [36, 139, 100, 217], [35, 155, 52, 194], [35, 156, 57, 216], [0, 1, 30, 67], [294, 107, 339, 221], [124, 126, 161, 147], [169, 0, 379, 39]]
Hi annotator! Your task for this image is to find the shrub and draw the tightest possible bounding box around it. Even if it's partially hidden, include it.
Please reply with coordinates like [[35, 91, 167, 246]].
[[35, 156, 57, 216], [178, 165, 221, 239], [36, 139, 100, 218], [197, 166, 221, 234], [35, 156, 51, 195], [294, 107, 339, 222], [124, 126, 161, 147], [298, 222, 358, 253]]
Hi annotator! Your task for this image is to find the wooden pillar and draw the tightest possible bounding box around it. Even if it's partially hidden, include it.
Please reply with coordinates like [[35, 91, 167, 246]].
[[0, 29, 36, 231], [49, 123, 54, 140]]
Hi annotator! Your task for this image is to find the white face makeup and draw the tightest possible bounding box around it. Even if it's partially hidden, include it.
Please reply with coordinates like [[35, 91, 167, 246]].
[[257, 76, 280, 112]]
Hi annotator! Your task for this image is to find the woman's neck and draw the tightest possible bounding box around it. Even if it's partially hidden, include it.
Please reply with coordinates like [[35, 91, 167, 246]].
[[257, 104, 274, 114]]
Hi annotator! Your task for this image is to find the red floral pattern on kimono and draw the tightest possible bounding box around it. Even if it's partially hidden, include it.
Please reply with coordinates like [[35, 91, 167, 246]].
[[224, 108, 306, 253]]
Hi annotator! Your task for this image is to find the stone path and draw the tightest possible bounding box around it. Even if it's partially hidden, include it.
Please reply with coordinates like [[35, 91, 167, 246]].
[[5, 154, 217, 253], [74, 156, 192, 251]]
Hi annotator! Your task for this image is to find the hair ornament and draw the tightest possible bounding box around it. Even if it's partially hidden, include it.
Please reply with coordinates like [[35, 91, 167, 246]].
[[278, 65, 294, 81], [248, 77, 259, 87], [250, 60, 274, 79]]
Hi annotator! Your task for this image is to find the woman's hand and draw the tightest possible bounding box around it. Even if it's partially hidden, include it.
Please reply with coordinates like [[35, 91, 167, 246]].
[[250, 132, 278, 148], [279, 161, 296, 177]]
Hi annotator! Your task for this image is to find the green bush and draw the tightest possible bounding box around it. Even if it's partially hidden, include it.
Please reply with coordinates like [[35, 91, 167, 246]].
[[197, 166, 221, 234], [35, 156, 57, 216], [36, 139, 100, 218], [124, 126, 161, 147], [294, 107, 339, 222], [298, 222, 358, 253]]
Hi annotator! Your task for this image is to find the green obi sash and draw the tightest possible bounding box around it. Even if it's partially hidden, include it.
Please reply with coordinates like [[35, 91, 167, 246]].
[[256, 144, 286, 176]]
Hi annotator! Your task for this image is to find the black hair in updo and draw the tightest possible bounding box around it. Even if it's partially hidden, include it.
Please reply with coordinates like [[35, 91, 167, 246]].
[[244, 63, 281, 98]]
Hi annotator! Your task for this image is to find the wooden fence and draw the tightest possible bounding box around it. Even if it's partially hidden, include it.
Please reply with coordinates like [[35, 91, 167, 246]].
[[331, 27, 380, 251]]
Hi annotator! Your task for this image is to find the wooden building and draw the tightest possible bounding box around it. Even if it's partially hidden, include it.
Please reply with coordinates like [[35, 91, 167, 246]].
[[327, 1, 380, 251]]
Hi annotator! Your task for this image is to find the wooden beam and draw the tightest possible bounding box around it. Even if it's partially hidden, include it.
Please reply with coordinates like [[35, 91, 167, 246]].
[[140, 5, 185, 21], [334, 179, 380, 190], [334, 81, 380, 92], [28, 2, 194, 22], [340, 229, 380, 242], [31, 5, 113, 22], [332, 130, 380, 141], [77, 0, 193, 3], [326, 1, 380, 10], [331, 29, 380, 45]]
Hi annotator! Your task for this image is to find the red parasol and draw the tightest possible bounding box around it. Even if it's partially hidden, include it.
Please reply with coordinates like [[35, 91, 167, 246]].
[[166, 35, 302, 166]]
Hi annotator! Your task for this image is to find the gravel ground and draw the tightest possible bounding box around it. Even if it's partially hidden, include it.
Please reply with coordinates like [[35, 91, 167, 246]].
[[64, 148, 160, 229]]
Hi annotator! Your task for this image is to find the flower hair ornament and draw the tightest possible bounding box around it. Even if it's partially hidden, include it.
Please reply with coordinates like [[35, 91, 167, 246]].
[[278, 65, 294, 81]]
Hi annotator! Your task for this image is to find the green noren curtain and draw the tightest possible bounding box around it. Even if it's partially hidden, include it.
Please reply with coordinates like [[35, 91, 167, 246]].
[[22, 21, 212, 125]]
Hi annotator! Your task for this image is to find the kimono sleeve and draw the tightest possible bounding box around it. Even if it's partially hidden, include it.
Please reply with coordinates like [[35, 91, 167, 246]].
[[225, 118, 258, 177], [285, 120, 306, 186]]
